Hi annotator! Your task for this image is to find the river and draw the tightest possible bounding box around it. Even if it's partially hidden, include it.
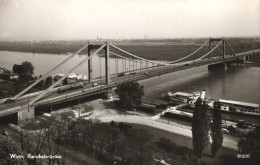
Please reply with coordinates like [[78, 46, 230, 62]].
[[0, 51, 259, 124], [140, 64, 260, 124]]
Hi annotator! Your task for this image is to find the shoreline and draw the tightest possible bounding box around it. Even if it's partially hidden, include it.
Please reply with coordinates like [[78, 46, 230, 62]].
[[41, 98, 242, 165], [49, 98, 239, 151]]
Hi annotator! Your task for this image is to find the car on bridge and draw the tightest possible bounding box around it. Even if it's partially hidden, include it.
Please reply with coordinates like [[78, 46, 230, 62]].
[[92, 83, 98, 87], [118, 73, 125, 77], [1, 130, 8, 136], [57, 82, 84, 93], [4, 98, 15, 104], [129, 72, 136, 75]]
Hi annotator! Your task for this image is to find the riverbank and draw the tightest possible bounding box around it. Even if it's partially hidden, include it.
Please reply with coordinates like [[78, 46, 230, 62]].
[[46, 98, 249, 165], [1, 97, 256, 164]]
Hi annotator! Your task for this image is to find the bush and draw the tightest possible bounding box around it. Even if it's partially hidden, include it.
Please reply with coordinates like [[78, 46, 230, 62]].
[[174, 146, 193, 156], [20, 73, 34, 82], [136, 106, 155, 114], [156, 137, 176, 152], [155, 104, 168, 109], [117, 122, 132, 133], [115, 81, 144, 109]]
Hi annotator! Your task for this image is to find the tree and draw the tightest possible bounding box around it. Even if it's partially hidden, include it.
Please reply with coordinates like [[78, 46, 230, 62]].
[[59, 111, 75, 142], [45, 76, 53, 88], [22, 61, 34, 75], [18, 129, 32, 154], [12, 64, 25, 75], [107, 123, 120, 154], [0, 139, 24, 165], [115, 134, 128, 162], [156, 137, 176, 152], [237, 126, 260, 162], [35, 75, 45, 89], [43, 124, 61, 165], [12, 61, 35, 82], [86, 119, 100, 153], [95, 123, 109, 159], [63, 78, 68, 85], [126, 128, 153, 164], [20, 73, 34, 82], [23, 118, 62, 165], [22, 119, 51, 160], [115, 81, 144, 110], [192, 98, 211, 158], [210, 101, 223, 157]]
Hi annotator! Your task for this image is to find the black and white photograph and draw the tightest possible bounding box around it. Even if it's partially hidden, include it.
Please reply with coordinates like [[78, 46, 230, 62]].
[[0, 0, 259, 164]]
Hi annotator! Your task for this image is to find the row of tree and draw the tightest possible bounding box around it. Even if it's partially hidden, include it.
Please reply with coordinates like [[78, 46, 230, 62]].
[[12, 61, 56, 89], [237, 126, 260, 162], [12, 61, 35, 82], [12, 61, 35, 75], [192, 98, 260, 163], [0, 112, 153, 165], [35, 75, 53, 89], [192, 99, 223, 158]]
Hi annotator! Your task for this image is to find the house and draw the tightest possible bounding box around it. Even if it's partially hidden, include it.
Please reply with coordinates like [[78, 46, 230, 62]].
[[0, 68, 4, 74], [10, 73, 20, 80]]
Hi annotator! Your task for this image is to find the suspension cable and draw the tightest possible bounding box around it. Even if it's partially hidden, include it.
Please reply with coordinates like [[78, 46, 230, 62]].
[[12, 44, 88, 100], [212, 41, 223, 55], [169, 40, 209, 63], [29, 44, 106, 106], [110, 40, 209, 66], [195, 39, 224, 60], [99, 54, 101, 79], [110, 44, 170, 66], [225, 40, 237, 56]]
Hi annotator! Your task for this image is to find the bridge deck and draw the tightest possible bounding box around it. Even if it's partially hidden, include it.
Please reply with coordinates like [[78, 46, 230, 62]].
[[0, 49, 259, 117]]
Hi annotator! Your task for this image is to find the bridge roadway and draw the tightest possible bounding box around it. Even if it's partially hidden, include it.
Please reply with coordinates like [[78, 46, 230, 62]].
[[0, 49, 259, 117]]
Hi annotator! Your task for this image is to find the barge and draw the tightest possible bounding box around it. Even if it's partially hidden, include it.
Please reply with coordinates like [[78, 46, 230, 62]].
[[218, 99, 260, 116], [162, 91, 260, 116]]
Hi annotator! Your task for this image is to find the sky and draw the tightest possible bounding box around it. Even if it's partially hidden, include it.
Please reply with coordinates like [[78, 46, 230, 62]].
[[0, 0, 259, 41]]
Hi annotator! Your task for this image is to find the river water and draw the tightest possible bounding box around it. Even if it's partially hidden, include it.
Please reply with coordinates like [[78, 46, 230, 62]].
[[0, 51, 147, 77], [0, 51, 260, 124], [140, 64, 260, 124]]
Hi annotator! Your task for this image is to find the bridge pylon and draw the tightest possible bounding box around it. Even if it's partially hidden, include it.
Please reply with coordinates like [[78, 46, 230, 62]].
[[87, 43, 110, 84], [209, 37, 237, 60], [105, 42, 110, 85], [17, 106, 35, 125], [209, 38, 226, 59]]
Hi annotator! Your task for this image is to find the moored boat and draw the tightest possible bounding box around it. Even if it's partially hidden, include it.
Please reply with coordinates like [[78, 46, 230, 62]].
[[218, 99, 260, 116], [162, 90, 260, 116], [161, 91, 200, 104]]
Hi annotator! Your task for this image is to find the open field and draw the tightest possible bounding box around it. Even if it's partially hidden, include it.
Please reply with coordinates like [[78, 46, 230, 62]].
[[0, 38, 260, 61]]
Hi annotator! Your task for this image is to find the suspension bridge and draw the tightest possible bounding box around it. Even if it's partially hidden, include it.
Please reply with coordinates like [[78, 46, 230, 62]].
[[0, 38, 259, 124]]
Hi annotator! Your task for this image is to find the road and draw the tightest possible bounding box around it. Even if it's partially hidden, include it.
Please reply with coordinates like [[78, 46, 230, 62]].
[[97, 115, 239, 151]]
